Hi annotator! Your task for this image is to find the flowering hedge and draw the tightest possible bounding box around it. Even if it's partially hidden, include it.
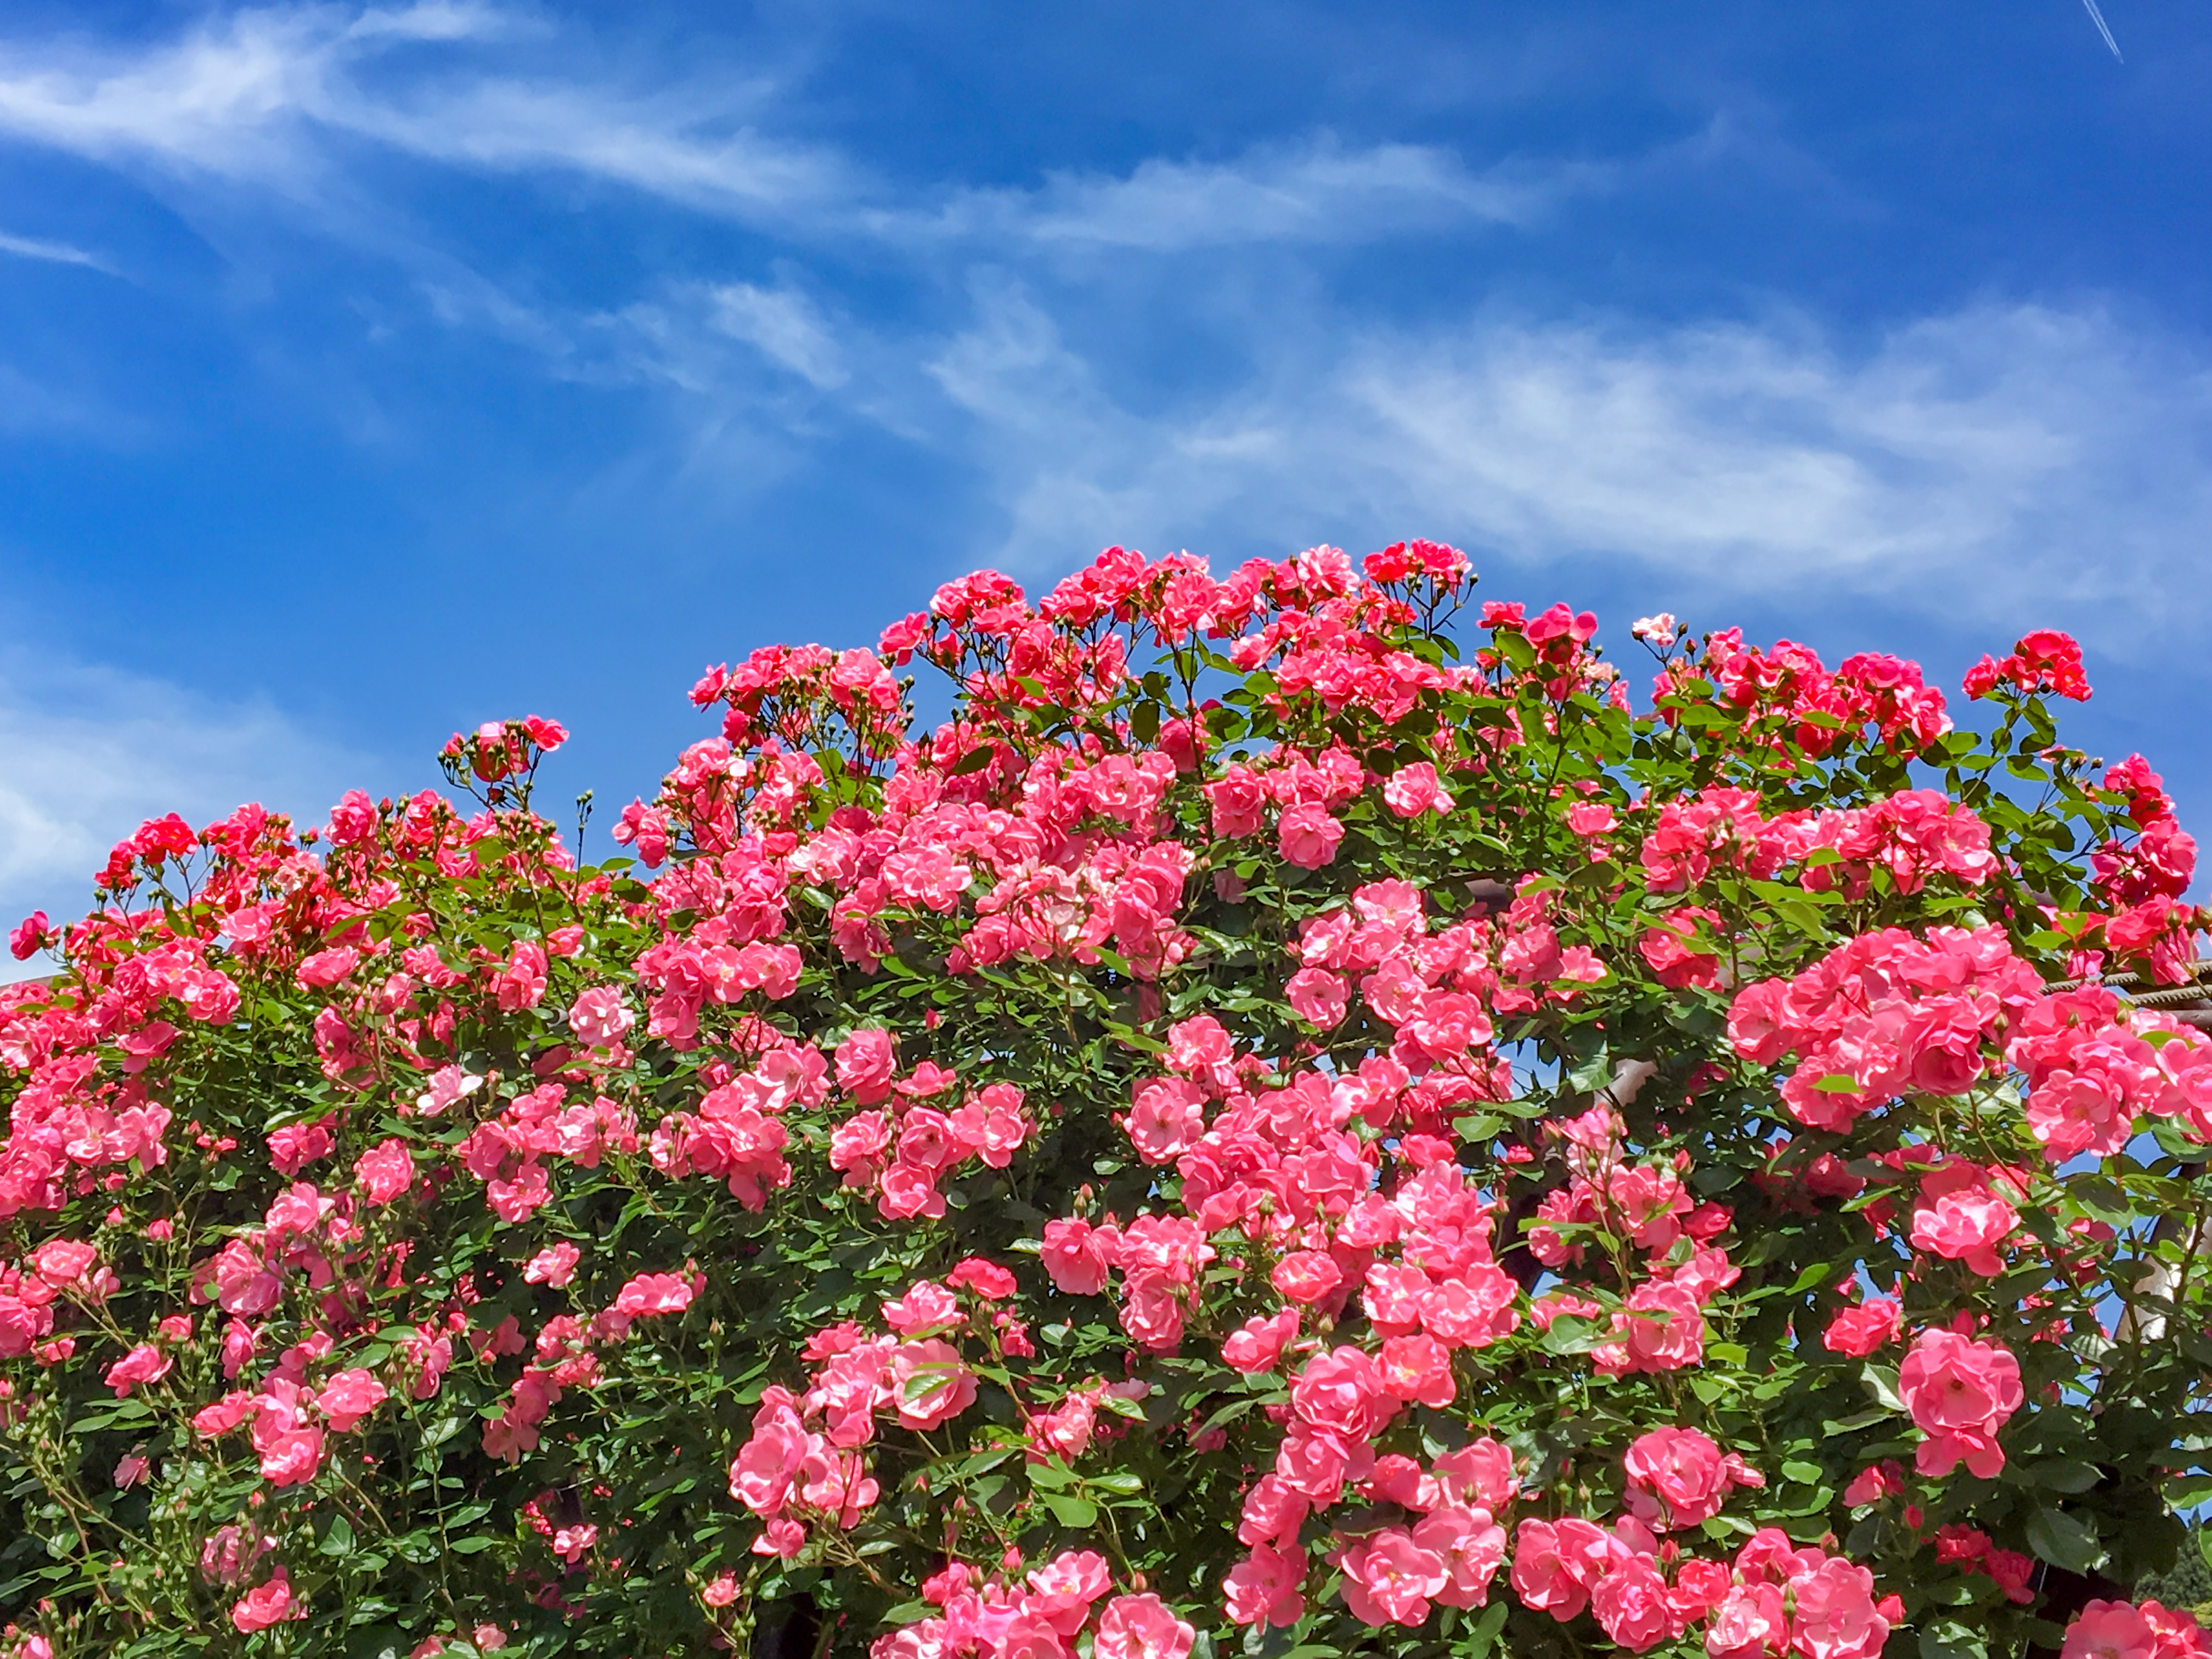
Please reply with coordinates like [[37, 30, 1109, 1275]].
[[2, 542, 2210, 1659]]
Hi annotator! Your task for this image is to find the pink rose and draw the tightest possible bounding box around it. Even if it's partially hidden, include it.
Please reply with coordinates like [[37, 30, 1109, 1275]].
[[568, 986, 635, 1047], [889, 1339, 977, 1430], [1511, 1517, 1612, 1621], [730, 1403, 809, 1515], [2062, 1602, 2158, 1659], [1898, 1328, 2022, 1479], [1276, 804, 1344, 870], [1283, 967, 1350, 1028], [525, 1243, 582, 1286], [1791, 1558, 1891, 1659], [230, 1568, 301, 1633], [1289, 1345, 1393, 1441], [1378, 1333, 1455, 1408], [103, 1343, 172, 1397], [354, 1137, 416, 1206], [1222, 1542, 1307, 1628], [318, 1368, 387, 1432], [1041, 1217, 1114, 1296], [1269, 1251, 1342, 1306], [1622, 1427, 1752, 1530], [1590, 1554, 1678, 1652], [1340, 1527, 1447, 1627], [1222, 1310, 1299, 1374], [1093, 1594, 1195, 1659], [1412, 1503, 1506, 1608], [1237, 1474, 1310, 1547], [835, 1028, 898, 1103], [1822, 1298, 1902, 1357], [1205, 767, 1270, 839], [1909, 1187, 2018, 1276]]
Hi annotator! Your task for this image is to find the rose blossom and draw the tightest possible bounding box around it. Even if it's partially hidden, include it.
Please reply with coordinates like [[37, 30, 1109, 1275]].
[[1897, 1328, 2023, 1478]]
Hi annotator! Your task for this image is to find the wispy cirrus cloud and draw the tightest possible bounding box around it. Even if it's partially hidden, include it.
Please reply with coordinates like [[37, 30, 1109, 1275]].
[[877, 136, 1607, 251], [0, 647, 370, 940], [0, 2, 845, 216], [0, 5, 1608, 254], [0, 228, 111, 271], [922, 289, 2212, 653]]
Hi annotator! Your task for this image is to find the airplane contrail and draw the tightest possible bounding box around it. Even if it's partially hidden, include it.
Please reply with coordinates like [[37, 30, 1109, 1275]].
[[2081, 0, 2124, 61]]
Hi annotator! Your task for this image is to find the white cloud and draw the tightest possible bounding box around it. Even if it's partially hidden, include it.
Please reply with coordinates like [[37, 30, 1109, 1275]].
[[706, 281, 847, 387], [0, 228, 110, 271], [886, 136, 1605, 251], [923, 291, 2212, 652], [0, 9, 1600, 255], [0, 650, 369, 940], [0, 3, 844, 215]]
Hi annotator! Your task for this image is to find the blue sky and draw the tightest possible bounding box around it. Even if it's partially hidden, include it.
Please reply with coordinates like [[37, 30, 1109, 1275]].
[[2, 0, 2209, 933]]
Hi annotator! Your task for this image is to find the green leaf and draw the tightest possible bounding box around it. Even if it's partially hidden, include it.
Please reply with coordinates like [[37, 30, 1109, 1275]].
[[1042, 1492, 1098, 1527], [2023, 1459, 2102, 1495], [319, 1514, 357, 1556], [1861, 1364, 1904, 1412], [2024, 1505, 2103, 1575], [1463, 1599, 1510, 1659]]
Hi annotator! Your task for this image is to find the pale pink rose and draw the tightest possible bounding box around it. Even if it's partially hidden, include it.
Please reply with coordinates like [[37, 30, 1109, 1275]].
[[1590, 1555, 1678, 1652], [1791, 1558, 1891, 1659], [1822, 1298, 1902, 1357], [318, 1368, 387, 1432], [230, 1568, 301, 1632], [1413, 1503, 1506, 1607], [889, 1339, 977, 1430], [1340, 1527, 1447, 1627], [525, 1243, 582, 1286], [2062, 1602, 2158, 1659], [1093, 1593, 1195, 1659], [882, 1280, 961, 1335], [1040, 1217, 1113, 1295], [1269, 1251, 1343, 1306], [1898, 1328, 2022, 1479], [568, 986, 635, 1047], [1706, 1582, 1787, 1659], [1276, 804, 1345, 870], [1222, 1310, 1299, 1374], [1223, 1542, 1307, 1628], [1123, 1077, 1206, 1164], [835, 1028, 898, 1104], [1381, 761, 1455, 817]]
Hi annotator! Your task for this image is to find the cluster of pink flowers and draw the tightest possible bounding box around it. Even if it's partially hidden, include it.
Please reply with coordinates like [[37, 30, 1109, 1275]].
[[1963, 629, 2093, 703], [1652, 630, 1952, 757], [870, 1559, 1194, 1659], [826, 1029, 1034, 1219], [3, 536, 2208, 1659]]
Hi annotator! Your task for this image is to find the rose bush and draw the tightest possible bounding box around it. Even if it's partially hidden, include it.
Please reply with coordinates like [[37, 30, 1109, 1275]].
[[2, 542, 2210, 1659]]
